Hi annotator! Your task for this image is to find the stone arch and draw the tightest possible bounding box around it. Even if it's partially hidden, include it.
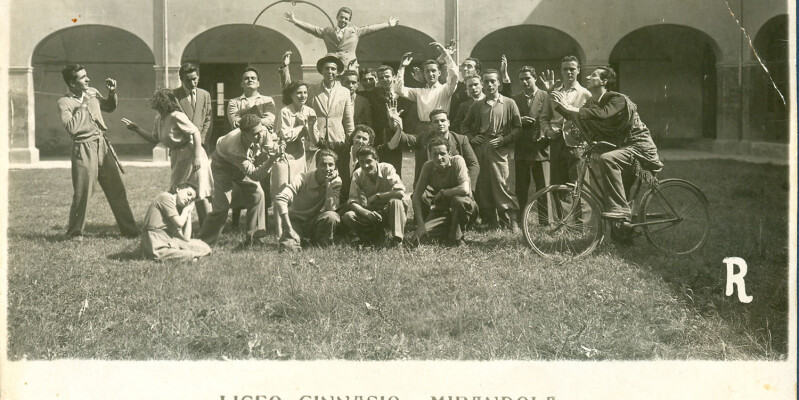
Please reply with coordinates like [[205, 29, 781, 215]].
[[181, 24, 303, 137], [469, 25, 585, 94], [356, 26, 438, 68], [31, 25, 156, 156], [610, 24, 721, 141], [750, 14, 789, 143]]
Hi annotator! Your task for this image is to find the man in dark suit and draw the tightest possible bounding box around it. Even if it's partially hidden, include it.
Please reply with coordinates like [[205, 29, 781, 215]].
[[340, 69, 373, 128], [172, 63, 212, 150], [512, 66, 550, 224]]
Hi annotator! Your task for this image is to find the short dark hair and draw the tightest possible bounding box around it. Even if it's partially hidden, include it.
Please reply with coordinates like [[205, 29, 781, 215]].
[[150, 88, 180, 114], [360, 68, 376, 79], [352, 124, 375, 144], [282, 80, 308, 105], [427, 135, 450, 152], [340, 70, 359, 80], [560, 56, 580, 67], [518, 65, 536, 76], [355, 145, 379, 161], [337, 7, 352, 18], [179, 63, 199, 80], [421, 59, 439, 71], [595, 66, 618, 90], [482, 68, 500, 79], [377, 65, 394, 76], [239, 114, 262, 131], [315, 148, 339, 164], [463, 57, 482, 74], [242, 67, 260, 80], [172, 181, 199, 194], [61, 64, 85, 85], [428, 109, 448, 121]]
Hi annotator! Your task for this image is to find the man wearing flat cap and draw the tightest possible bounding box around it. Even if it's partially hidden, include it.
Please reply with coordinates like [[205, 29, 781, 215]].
[[280, 52, 354, 152]]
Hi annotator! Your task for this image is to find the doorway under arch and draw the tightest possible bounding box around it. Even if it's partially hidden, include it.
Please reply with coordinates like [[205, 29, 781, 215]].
[[751, 15, 789, 143], [610, 25, 720, 142]]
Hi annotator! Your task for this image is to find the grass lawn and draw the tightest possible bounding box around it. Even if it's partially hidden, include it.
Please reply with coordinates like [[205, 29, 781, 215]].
[[6, 157, 789, 360]]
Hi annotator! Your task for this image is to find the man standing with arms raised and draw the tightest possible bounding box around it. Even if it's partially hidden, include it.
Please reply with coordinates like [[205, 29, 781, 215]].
[[392, 42, 460, 137], [284, 7, 399, 69], [57, 64, 138, 240]]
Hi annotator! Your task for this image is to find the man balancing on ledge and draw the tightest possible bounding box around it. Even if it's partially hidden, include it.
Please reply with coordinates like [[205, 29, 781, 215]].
[[284, 6, 399, 70], [57, 64, 138, 241]]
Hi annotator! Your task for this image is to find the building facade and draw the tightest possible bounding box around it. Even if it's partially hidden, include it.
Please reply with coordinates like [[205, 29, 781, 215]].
[[7, 0, 790, 162]]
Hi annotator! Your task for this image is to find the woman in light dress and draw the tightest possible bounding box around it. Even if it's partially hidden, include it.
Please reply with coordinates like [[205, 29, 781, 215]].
[[122, 88, 213, 226]]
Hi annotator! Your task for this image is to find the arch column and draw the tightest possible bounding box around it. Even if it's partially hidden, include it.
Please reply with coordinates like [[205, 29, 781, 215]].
[[8, 66, 39, 163]]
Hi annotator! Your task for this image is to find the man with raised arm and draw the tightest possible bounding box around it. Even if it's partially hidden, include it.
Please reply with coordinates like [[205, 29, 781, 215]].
[[57, 64, 138, 240], [274, 149, 342, 250], [341, 146, 406, 247], [462, 69, 522, 230], [280, 52, 353, 150], [412, 136, 477, 247], [284, 7, 399, 69], [197, 114, 277, 245], [392, 42, 460, 136]]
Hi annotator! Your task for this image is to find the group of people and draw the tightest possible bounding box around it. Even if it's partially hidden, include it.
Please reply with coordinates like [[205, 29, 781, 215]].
[[56, 6, 662, 261]]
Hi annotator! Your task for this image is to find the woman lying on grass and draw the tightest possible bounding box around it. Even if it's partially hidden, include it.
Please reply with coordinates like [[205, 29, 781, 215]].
[[140, 182, 211, 262]]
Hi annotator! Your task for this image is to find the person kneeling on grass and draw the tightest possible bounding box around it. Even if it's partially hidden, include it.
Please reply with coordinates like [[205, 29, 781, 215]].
[[141, 183, 211, 262], [274, 149, 342, 251], [341, 145, 406, 247], [412, 136, 477, 247]]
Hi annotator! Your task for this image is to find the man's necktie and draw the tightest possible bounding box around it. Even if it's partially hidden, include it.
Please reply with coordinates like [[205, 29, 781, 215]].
[[191, 91, 196, 109]]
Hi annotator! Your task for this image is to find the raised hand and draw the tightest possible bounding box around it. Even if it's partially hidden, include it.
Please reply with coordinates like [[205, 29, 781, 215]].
[[539, 69, 558, 92], [500, 55, 508, 74], [430, 41, 447, 55], [347, 59, 358, 71], [400, 52, 413, 67], [282, 50, 292, 67], [283, 11, 296, 23], [388, 16, 399, 26], [105, 78, 117, 93]]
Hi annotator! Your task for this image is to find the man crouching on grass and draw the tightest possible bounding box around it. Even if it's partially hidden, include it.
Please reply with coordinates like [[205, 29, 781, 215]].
[[412, 136, 477, 247], [273, 149, 342, 251], [341, 146, 406, 247]]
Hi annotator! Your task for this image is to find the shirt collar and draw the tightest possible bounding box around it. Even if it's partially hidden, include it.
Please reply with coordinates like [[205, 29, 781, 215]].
[[522, 87, 538, 98], [66, 91, 85, 101], [484, 95, 504, 104]]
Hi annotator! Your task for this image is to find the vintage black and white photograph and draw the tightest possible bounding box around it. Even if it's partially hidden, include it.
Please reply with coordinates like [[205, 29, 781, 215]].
[[1, 0, 795, 398]]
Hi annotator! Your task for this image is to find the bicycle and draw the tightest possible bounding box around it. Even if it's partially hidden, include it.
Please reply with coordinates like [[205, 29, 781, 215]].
[[522, 141, 710, 258]]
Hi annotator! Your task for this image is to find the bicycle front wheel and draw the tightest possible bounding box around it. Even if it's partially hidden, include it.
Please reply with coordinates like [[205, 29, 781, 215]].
[[522, 184, 604, 258], [640, 179, 710, 255]]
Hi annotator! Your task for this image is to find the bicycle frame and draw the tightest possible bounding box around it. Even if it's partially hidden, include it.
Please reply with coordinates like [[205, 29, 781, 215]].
[[569, 146, 682, 230]]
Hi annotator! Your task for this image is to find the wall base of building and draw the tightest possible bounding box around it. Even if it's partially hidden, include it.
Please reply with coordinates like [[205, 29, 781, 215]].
[[712, 139, 788, 160], [9, 147, 40, 164]]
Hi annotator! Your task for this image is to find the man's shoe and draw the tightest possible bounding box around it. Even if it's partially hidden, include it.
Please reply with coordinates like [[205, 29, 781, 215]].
[[601, 211, 630, 220]]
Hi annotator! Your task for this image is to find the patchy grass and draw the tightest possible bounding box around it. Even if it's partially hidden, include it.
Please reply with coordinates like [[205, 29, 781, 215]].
[[6, 158, 789, 360]]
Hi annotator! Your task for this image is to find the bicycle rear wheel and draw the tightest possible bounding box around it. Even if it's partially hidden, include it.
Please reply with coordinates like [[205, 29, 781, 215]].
[[640, 179, 710, 255], [522, 184, 604, 258]]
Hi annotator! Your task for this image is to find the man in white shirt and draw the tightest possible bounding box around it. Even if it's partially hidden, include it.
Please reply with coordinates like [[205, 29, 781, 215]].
[[226, 67, 277, 133], [392, 42, 460, 136]]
